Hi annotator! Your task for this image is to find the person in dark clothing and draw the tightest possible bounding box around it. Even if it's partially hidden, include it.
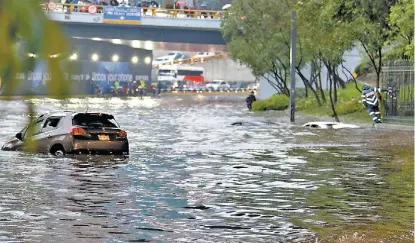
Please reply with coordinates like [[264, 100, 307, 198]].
[[361, 84, 390, 124], [157, 81, 162, 95], [110, 0, 119, 6], [246, 91, 256, 111]]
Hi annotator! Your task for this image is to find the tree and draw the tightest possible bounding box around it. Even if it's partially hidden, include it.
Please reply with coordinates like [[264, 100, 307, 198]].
[[221, 0, 292, 96], [0, 0, 71, 151], [387, 0, 414, 60], [221, 0, 322, 102], [334, 0, 399, 87], [296, 0, 357, 121]]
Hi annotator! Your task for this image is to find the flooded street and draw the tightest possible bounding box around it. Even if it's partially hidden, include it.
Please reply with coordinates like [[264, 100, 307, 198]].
[[0, 95, 413, 243]]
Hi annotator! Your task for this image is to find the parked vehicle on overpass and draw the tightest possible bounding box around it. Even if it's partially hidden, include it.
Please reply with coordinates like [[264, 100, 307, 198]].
[[1, 111, 129, 156], [152, 56, 172, 68], [193, 52, 215, 61]]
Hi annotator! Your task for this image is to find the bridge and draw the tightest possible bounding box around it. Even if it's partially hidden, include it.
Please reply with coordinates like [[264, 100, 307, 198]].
[[31, 2, 257, 95], [45, 3, 226, 52]]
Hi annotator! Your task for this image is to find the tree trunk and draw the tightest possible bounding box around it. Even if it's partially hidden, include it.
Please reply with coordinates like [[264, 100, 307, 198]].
[[333, 67, 346, 89], [341, 63, 361, 93], [317, 60, 326, 102], [333, 68, 338, 103], [296, 67, 321, 106], [328, 63, 339, 122], [376, 47, 382, 88]]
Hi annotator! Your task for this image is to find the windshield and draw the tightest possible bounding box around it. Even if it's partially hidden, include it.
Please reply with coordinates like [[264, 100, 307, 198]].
[[158, 69, 175, 76], [167, 52, 176, 56], [72, 113, 119, 128]]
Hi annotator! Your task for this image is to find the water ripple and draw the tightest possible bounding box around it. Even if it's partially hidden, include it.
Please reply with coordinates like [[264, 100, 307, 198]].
[[0, 96, 412, 242]]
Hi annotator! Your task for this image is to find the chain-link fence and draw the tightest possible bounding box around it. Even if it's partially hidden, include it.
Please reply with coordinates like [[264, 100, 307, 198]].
[[381, 60, 414, 123]]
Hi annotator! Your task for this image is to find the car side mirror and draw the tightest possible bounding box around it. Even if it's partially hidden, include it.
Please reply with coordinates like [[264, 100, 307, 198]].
[[16, 132, 22, 141]]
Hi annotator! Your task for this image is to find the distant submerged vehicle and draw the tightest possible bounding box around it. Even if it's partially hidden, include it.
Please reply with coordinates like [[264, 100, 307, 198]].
[[302, 121, 360, 129]]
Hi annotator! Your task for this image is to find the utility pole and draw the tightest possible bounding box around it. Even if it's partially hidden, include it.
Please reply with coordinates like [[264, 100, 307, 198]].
[[289, 11, 297, 123]]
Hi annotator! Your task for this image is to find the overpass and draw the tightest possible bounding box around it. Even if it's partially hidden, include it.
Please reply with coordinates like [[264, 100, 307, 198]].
[[45, 3, 227, 52], [41, 3, 257, 90]]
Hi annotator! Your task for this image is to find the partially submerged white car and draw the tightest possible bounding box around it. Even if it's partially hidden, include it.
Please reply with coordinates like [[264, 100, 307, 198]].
[[302, 121, 360, 129]]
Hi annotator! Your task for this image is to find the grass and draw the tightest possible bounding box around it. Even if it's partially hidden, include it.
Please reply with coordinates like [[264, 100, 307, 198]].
[[251, 94, 289, 111], [252, 82, 374, 122]]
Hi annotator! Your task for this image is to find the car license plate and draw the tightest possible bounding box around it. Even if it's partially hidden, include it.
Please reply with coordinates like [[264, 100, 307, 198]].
[[98, 135, 110, 141]]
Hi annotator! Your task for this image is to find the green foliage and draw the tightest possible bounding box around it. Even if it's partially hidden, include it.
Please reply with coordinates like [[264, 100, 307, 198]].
[[255, 82, 371, 121], [221, 0, 299, 95], [353, 57, 374, 76], [0, 1, 71, 151], [334, 98, 365, 116], [296, 0, 356, 63], [0, 1, 71, 97], [251, 94, 289, 111], [388, 0, 414, 60]]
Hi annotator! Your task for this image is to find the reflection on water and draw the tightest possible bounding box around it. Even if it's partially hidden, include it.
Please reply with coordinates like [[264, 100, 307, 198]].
[[0, 96, 413, 242]]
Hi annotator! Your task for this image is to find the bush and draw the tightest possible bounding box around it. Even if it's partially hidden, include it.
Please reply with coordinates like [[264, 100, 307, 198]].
[[252, 94, 289, 111], [354, 57, 373, 77], [332, 98, 366, 116]]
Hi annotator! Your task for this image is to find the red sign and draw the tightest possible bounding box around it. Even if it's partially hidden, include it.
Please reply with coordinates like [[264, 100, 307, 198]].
[[183, 76, 204, 82], [88, 5, 97, 14], [48, 1, 57, 11]]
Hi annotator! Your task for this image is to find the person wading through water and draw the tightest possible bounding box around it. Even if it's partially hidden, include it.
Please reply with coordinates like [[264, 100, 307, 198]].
[[246, 91, 256, 111]]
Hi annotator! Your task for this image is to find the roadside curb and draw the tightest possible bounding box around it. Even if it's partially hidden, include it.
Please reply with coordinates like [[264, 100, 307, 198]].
[[371, 123, 414, 131]]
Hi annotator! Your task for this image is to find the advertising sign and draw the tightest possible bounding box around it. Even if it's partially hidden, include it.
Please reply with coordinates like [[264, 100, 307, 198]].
[[47, 12, 103, 23], [12, 61, 151, 95], [103, 6, 141, 24]]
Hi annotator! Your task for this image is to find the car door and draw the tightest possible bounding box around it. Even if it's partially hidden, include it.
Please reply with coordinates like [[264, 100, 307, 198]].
[[33, 116, 63, 153]]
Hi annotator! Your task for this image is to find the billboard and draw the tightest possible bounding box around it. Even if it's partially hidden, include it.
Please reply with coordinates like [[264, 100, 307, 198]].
[[103, 7, 141, 24], [8, 60, 150, 96], [47, 12, 103, 24]]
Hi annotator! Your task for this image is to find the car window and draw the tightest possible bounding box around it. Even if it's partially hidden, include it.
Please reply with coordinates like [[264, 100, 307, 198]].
[[73, 114, 119, 128], [42, 117, 62, 132], [22, 119, 44, 139]]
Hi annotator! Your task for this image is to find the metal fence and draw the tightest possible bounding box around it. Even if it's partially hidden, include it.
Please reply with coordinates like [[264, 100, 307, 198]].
[[381, 60, 414, 123]]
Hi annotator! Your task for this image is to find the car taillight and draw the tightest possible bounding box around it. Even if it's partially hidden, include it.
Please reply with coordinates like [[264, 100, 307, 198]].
[[119, 130, 127, 137], [72, 127, 87, 136]]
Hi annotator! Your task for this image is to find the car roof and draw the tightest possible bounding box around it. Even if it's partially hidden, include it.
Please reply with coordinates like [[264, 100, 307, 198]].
[[303, 121, 340, 126]]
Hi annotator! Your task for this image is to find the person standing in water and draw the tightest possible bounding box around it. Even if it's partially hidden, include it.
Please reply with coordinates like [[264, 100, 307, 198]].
[[361, 84, 390, 124], [246, 91, 256, 111]]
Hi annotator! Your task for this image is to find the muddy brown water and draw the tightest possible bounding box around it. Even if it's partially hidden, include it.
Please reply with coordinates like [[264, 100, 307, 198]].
[[0, 95, 413, 242]]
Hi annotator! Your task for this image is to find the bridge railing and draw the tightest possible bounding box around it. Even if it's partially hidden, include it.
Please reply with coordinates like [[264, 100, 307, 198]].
[[41, 3, 224, 20]]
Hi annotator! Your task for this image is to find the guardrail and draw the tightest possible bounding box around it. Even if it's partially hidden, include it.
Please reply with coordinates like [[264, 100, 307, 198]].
[[152, 53, 227, 69], [41, 2, 224, 19]]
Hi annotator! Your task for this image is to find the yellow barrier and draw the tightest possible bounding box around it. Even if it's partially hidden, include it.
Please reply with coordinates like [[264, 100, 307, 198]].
[[41, 3, 224, 19]]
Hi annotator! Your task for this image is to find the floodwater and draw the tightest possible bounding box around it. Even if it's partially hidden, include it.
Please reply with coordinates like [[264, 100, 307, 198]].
[[0, 95, 413, 243]]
